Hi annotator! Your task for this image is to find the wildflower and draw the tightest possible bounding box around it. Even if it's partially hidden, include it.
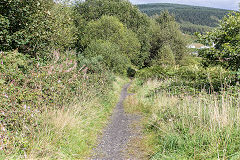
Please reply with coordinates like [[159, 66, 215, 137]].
[[24, 105, 27, 109], [1, 60, 3, 65], [4, 94, 8, 98], [2, 127, 6, 132]]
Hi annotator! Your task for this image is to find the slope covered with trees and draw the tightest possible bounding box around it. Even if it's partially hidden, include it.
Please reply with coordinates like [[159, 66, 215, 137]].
[[137, 3, 231, 34]]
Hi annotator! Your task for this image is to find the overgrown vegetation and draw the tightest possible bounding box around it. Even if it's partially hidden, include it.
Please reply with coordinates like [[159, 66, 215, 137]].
[[125, 10, 240, 160], [125, 79, 240, 159], [1, 0, 239, 159]]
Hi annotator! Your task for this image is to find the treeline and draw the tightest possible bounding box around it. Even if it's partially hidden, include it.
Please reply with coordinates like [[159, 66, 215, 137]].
[[180, 21, 212, 35], [0, 0, 188, 158], [137, 3, 231, 34]]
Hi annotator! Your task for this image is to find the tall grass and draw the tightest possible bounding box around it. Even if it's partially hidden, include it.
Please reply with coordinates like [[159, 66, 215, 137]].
[[0, 50, 127, 159], [125, 79, 240, 159]]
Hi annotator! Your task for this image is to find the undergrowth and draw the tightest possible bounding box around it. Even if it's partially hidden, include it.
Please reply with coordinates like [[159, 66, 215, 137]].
[[0, 50, 127, 159], [125, 79, 240, 159]]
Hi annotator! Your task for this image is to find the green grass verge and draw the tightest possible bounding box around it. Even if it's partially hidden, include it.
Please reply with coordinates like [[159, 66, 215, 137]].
[[126, 78, 240, 160], [5, 76, 128, 159]]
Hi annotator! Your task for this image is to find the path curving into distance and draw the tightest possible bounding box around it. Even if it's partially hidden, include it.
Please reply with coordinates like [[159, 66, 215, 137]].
[[92, 83, 142, 160]]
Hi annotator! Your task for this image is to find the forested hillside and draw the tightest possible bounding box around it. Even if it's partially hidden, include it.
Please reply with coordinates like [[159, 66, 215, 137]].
[[1, 0, 240, 159], [137, 3, 231, 34]]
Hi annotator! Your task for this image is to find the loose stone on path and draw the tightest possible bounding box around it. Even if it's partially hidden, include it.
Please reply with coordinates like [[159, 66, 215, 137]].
[[92, 83, 142, 160]]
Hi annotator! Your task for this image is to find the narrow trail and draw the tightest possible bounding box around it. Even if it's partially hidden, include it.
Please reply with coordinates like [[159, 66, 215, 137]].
[[92, 83, 142, 160]]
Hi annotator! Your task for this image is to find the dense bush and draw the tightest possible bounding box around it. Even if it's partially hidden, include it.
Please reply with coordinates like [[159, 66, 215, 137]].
[[81, 16, 141, 63], [82, 40, 130, 74], [148, 11, 188, 66], [153, 44, 176, 66], [0, 50, 113, 155], [179, 56, 202, 66], [79, 15, 141, 74], [0, 0, 77, 59], [197, 12, 240, 71], [0, 0, 55, 57], [50, 3, 77, 51], [137, 65, 235, 92], [75, 0, 152, 68]]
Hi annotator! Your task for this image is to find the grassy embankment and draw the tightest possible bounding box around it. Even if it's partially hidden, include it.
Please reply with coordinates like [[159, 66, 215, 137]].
[[0, 51, 128, 159], [26, 77, 128, 159], [125, 78, 240, 159]]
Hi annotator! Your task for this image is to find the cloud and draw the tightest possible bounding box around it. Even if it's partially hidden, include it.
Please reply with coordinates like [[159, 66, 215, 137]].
[[130, 0, 239, 10]]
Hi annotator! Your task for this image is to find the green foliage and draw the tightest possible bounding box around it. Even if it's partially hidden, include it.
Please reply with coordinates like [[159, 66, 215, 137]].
[[153, 44, 175, 66], [179, 56, 202, 66], [3, 0, 238, 158], [0, 15, 10, 50], [75, 0, 151, 36], [50, 3, 77, 51], [0, 0, 55, 57], [137, 66, 176, 80], [75, 0, 152, 67], [81, 15, 140, 61], [180, 20, 213, 34], [148, 11, 187, 66], [82, 40, 130, 74], [0, 50, 113, 155], [137, 3, 230, 34], [0, 0, 77, 59], [197, 12, 240, 71], [137, 65, 234, 92]]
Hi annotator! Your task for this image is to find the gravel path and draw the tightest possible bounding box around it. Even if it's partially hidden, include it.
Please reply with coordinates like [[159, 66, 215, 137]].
[[92, 83, 141, 160]]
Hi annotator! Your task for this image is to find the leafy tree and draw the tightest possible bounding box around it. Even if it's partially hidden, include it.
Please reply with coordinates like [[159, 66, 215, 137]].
[[0, 0, 55, 57], [50, 3, 77, 51], [75, 0, 151, 67], [153, 44, 176, 66], [83, 40, 130, 74], [148, 11, 187, 66], [81, 15, 141, 66], [197, 12, 240, 71], [0, 0, 78, 59]]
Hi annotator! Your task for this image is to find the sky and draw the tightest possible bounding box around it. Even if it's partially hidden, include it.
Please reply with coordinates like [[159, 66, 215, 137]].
[[129, 0, 239, 10]]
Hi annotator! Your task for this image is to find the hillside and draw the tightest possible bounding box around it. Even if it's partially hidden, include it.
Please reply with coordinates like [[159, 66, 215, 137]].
[[137, 3, 231, 34]]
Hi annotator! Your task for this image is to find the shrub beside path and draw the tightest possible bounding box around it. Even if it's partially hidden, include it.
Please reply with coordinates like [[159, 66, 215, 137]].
[[92, 83, 143, 160]]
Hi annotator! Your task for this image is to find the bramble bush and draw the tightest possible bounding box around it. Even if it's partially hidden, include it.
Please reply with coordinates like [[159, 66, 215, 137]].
[[0, 50, 113, 155]]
